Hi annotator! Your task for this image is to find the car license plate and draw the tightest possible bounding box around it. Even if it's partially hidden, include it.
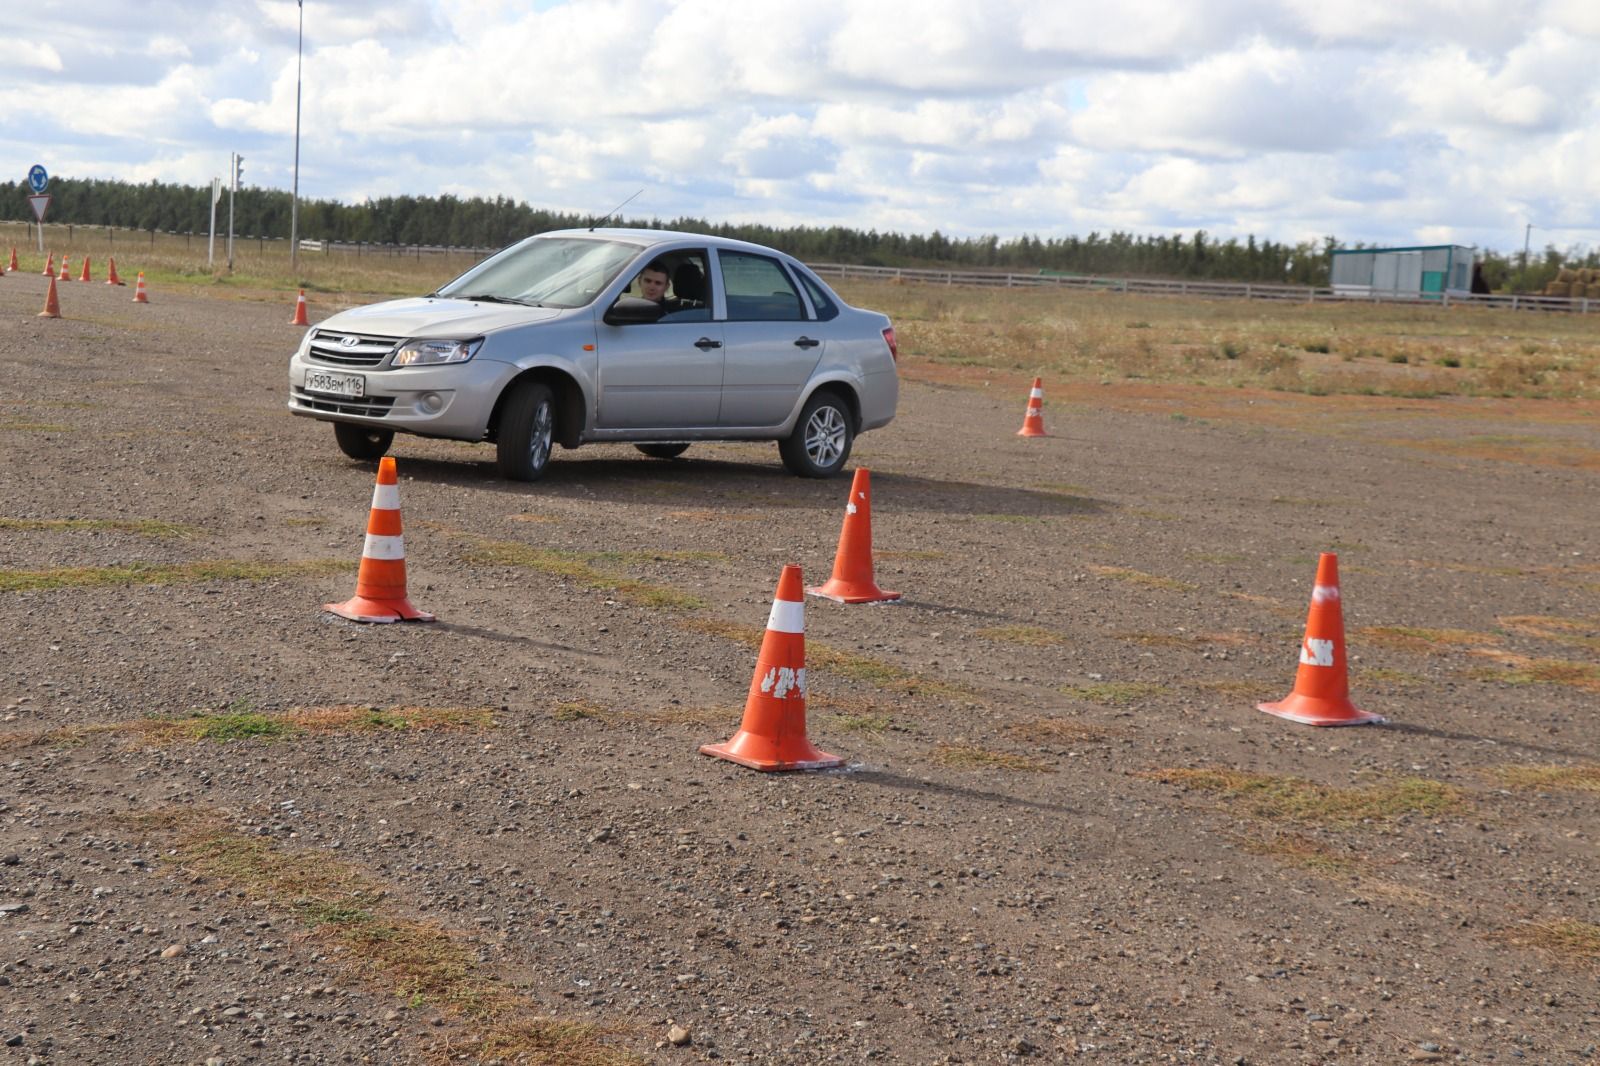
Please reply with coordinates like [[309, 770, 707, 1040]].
[[304, 369, 364, 398]]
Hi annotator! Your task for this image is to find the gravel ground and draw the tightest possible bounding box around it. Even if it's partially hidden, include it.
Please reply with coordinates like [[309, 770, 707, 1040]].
[[1, 272, 1597, 1065]]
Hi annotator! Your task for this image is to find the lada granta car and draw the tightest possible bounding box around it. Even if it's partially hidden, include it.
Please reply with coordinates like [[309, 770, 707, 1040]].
[[287, 229, 899, 480]]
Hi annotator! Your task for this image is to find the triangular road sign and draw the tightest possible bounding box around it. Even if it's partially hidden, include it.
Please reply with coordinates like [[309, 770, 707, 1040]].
[[28, 195, 50, 223]]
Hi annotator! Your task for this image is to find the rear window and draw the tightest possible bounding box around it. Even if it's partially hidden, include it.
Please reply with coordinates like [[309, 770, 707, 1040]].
[[793, 267, 840, 321]]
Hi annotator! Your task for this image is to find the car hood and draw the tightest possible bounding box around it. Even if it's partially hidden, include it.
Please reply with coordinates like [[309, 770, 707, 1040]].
[[317, 297, 566, 338]]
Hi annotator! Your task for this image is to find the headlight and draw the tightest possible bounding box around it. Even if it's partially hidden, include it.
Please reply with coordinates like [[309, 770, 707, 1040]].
[[392, 338, 482, 366]]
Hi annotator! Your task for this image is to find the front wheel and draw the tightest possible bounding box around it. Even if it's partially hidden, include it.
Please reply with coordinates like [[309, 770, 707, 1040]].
[[333, 422, 393, 461], [496, 381, 556, 482], [779, 391, 853, 477], [635, 443, 690, 460]]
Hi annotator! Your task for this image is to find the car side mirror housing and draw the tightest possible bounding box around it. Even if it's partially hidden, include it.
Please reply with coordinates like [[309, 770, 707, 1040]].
[[604, 296, 666, 326]]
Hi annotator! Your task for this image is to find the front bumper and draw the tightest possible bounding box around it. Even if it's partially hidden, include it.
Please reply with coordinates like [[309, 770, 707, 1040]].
[[287, 352, 517, 440]]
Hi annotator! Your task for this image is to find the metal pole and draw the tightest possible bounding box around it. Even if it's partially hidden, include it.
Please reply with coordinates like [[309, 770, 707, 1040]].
[[290, 0, 303, 274], [227, 153, 236, 271]]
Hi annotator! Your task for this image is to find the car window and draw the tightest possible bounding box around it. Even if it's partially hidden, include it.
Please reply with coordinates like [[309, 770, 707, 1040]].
[[437, 237, 640, 309], [792, 266, 840, 321], [720, 252, 806, 321], [621, 250, 713, 324]]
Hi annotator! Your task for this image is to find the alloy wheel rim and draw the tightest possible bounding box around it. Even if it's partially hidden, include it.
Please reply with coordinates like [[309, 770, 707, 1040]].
[[529, 401, 553, 469], [805, 407, 845, 467]]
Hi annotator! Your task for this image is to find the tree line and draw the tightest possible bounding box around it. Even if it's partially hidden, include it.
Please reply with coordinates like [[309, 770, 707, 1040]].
[[4, 175, 1590, 291]]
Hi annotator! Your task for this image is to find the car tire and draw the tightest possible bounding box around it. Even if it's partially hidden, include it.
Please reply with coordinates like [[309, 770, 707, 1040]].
[[635, 443, 690, 460], [779, 390, 853, 478], [496, 381, 556, 482], [332, 422, 394, 461]]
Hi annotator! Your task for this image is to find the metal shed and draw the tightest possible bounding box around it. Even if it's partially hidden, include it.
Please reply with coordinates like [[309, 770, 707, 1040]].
[[1330, 245, 1476, 299]]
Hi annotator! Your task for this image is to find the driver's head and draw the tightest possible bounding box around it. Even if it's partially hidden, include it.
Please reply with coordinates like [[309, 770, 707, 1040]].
[[637, 263, 669, 303]]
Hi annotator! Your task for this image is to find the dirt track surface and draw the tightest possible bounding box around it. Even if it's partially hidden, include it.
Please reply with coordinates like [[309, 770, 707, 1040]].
[[2, 273, 1598, 1065]]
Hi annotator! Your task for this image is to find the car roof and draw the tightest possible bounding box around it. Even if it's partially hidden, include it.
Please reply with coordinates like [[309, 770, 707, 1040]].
[[538, 227, 792, 258]]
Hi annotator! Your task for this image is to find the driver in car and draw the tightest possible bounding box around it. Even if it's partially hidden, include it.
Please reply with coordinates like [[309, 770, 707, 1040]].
[[634, 261, 670, 304]]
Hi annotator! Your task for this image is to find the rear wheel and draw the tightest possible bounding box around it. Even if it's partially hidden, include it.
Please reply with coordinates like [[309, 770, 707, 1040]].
[[496, 381, 556, 482], [332, 422, 393, 461], [635, 443, 690, 460], [779, 391, 853, 477]]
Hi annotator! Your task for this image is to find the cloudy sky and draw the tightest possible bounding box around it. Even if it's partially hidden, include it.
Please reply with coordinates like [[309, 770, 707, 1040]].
[[6, 0, 1599, 253]]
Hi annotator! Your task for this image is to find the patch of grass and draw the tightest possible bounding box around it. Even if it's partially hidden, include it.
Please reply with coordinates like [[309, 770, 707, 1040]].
[[1230, 830, 1361, 875], [1301, 341, 1331, 354], [1495, 919, 1600, 969], [1354, 667, 1427, 685], [1485, 764, 1600, 793], [932, 743, 1051, 772], [552, 700, 613, 724], [977, 624, 1067, 647], [1088, 565, 1195, 592], [0, 421, 72, 432], [0, 517, 201, 538], [1062, 681, 1167, 705], [10, 705, 494, 751], [1136, 768, 1465, 827], [1468, 652, 1600, 691], [463, 541, 708, 610], [1359, 625, 1501, 653], [1006, 717, 1111, 743], [829, 713, 894, 735], [0, 559, 349, 593], [143, 816, 636, 1064], [1498, 614, 1600, 652]]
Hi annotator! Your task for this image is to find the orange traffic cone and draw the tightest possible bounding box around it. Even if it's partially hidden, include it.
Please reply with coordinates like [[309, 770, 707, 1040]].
[[132, 272, 149, 304], [38, 276, 61, 319], [701, 565, 843, 771], [324, 456, 435, 623], [106, 257, 124, 286], [808, 468, 901, 604], [78, 256, 92, 282], [290, 289, 310, 326], [1258, 553, 1384, 727], [7, 248, 17, 272], [42, 252, 53, 276], [58, 258, 71, 282], [1017, 377, 1047, 437]]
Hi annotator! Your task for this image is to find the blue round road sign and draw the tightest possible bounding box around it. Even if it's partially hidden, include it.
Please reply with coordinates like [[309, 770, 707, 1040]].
[[28, 165, 48, 194]]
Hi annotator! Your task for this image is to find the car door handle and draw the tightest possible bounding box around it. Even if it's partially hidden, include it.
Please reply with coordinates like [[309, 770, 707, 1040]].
[[794, 336, 821, 349], [694, 337, 722, 351]]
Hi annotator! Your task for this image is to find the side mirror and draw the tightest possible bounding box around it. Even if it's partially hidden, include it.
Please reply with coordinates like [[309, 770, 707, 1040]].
[[604, 296, 666, 326]]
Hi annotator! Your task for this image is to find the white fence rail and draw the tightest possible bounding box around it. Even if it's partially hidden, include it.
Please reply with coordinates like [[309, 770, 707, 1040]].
[[806, 262, 1599, 315]]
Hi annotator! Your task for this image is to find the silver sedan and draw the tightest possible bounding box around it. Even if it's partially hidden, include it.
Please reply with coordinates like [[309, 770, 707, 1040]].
[[286, 229, 899, 480]]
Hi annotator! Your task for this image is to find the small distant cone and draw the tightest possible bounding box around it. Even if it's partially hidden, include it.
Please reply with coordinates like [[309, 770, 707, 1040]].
[[1016, 377, 1047, 437], [808, 468, 901, 604], [7, 248, 17, 272], [37, 276, 61, 319], [42, 252, 54, 276], [106, 257, 124, 286], [1258, 553, 1384, 727], [324, 456, 435, 624], [78, 256, 92, 283], [59, 258, 71, 282], [700, 565, 843, 772], [290, 288, 310, 326], [132, 272, 149, 304]]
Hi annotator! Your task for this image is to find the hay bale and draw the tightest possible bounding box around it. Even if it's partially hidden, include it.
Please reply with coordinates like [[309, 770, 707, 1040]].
[[1583, 268, 1598, 285], [1546, 281, 1572, 297], [1557, 267, 1576, 283], [1573, 282, 1590, 299]]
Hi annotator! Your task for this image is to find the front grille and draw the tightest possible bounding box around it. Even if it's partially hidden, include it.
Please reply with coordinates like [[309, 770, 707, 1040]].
[[293, 390, 396, 418], [307, 329, 399, 367]]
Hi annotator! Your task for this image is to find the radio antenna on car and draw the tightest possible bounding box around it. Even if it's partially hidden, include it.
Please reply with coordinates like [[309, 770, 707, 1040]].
[[589, 189, 644, 231]]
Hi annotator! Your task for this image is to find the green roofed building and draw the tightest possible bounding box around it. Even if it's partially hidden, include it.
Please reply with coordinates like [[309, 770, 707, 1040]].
[[1330, 245, 1477, 299]]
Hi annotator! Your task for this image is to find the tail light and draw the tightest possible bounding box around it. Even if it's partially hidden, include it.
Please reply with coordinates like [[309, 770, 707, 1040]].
[[882, 325, 898, 362]]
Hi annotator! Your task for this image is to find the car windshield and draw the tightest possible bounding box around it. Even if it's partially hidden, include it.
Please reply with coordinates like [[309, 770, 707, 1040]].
[[436, 237, 642, 309]]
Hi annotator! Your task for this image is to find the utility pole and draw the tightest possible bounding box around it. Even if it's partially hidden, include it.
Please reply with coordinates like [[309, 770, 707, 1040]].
[[208, 177, 221, 267], [228, 152, 243, 270], [290, 0, 304, 273], [1522, 223, 1533, 272]]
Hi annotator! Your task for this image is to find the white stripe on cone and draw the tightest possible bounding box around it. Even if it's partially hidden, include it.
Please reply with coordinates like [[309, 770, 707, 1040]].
[[767, 598, 805, 634], [371, 484, 401, 510], [1030, 387, 1043, 399], [362, 533, 406, 560]]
